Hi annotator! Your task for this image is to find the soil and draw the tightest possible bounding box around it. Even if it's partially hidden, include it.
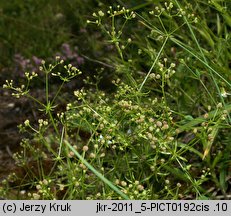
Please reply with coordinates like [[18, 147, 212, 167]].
[[0, 87, 28, 180], [0, 65, 35, 182], [0, 68, 77, 183]]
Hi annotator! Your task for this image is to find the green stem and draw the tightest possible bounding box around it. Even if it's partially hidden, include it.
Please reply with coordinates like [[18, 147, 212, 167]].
[[177, 103, 231, 133], [65, 140, 130, 200], [45, 71, 49, 104], [171, 37, 231, 88], [51, 81, 65, 105], [26, 94, 46, 108], [48, 111, 59, 137], [139, 36, 168, 92], [173, 0, 231, 123]]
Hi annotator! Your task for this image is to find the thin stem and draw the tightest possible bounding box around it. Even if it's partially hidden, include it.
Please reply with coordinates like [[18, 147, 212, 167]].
[[158, 15, 167, 34], [139, 36, 168, 92], [26, 94, 46, 108], [174, 0, 231, 123], [48, 111, 59, 136], [182, 62, 216, 104], [161, 70, 167, 106], [176, 158, 201, 196], [45, 71, 49, 104], [51, 81, 65, 105], [177, 103, 231, 133], [65, 140, 130, 200], [171, 37, 231, 88]]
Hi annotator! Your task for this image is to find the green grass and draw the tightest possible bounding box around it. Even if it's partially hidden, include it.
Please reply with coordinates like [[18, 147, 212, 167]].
[[1, 0, 231, 200]]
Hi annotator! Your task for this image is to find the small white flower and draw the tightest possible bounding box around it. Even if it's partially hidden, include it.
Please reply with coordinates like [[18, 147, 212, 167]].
[[127, 128, 132, 134], [220, 88, 231, 98], [24, 120, 30, 126], [98, 10, 105, 17]]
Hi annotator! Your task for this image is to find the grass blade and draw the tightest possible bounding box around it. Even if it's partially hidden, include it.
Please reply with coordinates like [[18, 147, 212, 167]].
[[65, 140, 130, 200]]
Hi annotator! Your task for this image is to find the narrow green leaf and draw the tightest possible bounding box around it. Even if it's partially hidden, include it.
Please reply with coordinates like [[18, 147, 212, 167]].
[[65, 140, 130, 200]]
